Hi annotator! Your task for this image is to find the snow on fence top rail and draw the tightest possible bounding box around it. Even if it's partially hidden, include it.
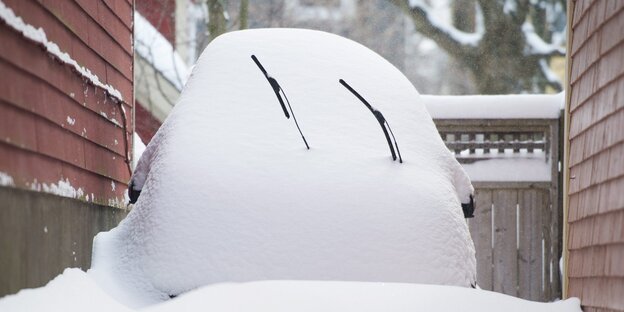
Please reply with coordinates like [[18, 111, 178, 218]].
[[421, 93, 563, 120]]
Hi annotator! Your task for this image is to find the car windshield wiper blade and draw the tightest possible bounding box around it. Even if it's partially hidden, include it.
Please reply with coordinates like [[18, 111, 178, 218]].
[[339, 79, 403, 163], [252, 55, 290, 118], [251, 55, 309, 150]]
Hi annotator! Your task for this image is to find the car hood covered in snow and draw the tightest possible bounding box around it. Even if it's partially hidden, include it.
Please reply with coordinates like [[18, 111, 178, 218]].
[[88, 28, 476, 307], [0, 269, 582, 312]]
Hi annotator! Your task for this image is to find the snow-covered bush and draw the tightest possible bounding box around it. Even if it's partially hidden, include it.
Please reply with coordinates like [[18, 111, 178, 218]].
[[90, 28, 476, 306]]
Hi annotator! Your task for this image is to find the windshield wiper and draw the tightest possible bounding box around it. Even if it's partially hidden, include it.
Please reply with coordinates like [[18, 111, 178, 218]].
[[339, 79, 403, 163], [252, 55, 309, 150]]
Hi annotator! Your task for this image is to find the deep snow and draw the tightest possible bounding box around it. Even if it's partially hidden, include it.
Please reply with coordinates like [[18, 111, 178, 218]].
[[0, 268, 582, 312], [0, 28, 582, 312], [91, 28, 478, 306]]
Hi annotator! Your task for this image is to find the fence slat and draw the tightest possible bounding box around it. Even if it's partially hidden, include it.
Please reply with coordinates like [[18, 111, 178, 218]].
[[550, 187, 561, 299], [470, 189, 493, 290], [541, 191, 552, 301], [550, 118, 562, 300], [492, 189, 518, 296], [518, 189, 543, 301]]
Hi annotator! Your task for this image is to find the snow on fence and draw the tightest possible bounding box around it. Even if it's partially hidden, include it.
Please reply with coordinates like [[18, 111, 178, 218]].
[[424, 94, 563, 302]]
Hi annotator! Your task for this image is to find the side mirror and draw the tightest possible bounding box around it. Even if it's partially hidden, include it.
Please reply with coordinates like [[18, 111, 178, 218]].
[[462, 194, 475, 218]]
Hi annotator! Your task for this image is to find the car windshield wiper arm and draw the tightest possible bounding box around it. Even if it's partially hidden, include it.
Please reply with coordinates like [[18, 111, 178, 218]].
[[251, 55, 309, 150], [252, 55, 290, 118], [339, 79, 402, 163]]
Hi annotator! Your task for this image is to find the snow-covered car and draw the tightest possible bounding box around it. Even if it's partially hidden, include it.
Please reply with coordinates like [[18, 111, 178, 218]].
[[91, 28, 477, 306], [0, 28, 583, 312]]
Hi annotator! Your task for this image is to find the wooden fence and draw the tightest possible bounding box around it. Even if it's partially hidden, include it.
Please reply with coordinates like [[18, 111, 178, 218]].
[[433, 116, 563, 301]]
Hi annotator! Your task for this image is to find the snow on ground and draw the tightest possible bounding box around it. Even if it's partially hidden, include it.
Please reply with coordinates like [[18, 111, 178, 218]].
[[150, 280, 581, 312], [134, 13, 190, 91], [0, 269, 132, 312], [0, 269, 581, 312], [422, 93, 563, 119], [92, 28, 478, 306]]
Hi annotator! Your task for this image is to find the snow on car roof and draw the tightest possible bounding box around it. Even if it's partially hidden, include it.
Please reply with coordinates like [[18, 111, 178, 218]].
[[89, 28, 477, 307]]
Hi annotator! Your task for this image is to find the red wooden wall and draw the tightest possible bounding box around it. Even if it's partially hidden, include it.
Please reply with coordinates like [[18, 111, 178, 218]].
[[0, 0, 133, 205], [136, 0, 176, 45]]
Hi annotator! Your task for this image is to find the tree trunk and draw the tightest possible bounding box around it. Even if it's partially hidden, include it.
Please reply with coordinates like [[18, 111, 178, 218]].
[[452, 0, 475, 32], [467, 14, 534, 94], [208, 0, 227, 42], [239, 0, 249, 30]]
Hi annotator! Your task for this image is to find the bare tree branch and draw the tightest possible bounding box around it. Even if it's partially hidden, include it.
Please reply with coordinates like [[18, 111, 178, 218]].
[[513, 0, 531, 25], [391, 0, 566, 94], [531, 49, 566, 58], [388, 0, 473, 59], [537, 58, 563, 91], [475, 0, 499, 29]]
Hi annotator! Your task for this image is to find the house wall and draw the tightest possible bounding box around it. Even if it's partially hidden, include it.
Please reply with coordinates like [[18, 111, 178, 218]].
[[0, 186, 126, 296], [0, 0, 134, 203], [133, 0, 182, 144], [136, 0, 176, 44], [566, 0, 624, 311], [0, 0, 133, 295], [135, 100, 163, 143]]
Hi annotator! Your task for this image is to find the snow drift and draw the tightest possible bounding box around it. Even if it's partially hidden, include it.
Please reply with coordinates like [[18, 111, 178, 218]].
[[90, 28, 476, 307], [0, 268, 582, 312]]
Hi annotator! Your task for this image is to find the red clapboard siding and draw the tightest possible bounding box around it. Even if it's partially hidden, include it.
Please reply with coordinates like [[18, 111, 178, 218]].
[[0, 101, 38, 150], [0, 42, 130, 154], [3, 0, 133, 94], [98, 0, 133, 41], [0, 98, 131, 184], [567, 1, 624, 311], [0, 25, 132, 136], [0, 143, 128, 202], [0, 0, 133, 205]]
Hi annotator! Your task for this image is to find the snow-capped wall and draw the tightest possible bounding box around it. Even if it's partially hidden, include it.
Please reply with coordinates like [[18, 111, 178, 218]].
[[91, 28, 476, 307], [422, 93, 563, 119]]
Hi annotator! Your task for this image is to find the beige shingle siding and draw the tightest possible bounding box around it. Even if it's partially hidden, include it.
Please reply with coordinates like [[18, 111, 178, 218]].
[[567, 0, 624, 311]]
